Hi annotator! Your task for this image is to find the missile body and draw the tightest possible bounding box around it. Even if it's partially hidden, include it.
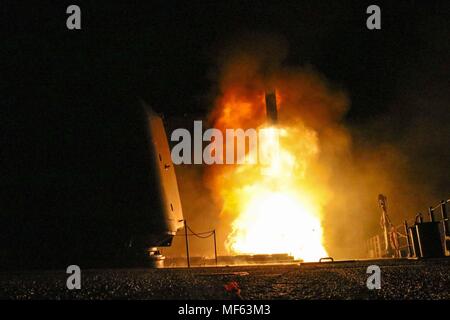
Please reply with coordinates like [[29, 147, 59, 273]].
[[265, 90, 278, 124]]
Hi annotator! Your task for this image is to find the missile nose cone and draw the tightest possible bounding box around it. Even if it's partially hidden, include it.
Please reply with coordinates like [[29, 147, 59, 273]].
[[265, 90, 278, 124]]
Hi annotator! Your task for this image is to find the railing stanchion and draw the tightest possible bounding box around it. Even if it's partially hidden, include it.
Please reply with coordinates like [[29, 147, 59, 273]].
[[404, 220, 412, 257], [429, 207, 435, 222]]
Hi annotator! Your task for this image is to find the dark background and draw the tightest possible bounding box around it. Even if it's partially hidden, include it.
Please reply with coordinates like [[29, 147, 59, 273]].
[[1, 1, 449, 268]]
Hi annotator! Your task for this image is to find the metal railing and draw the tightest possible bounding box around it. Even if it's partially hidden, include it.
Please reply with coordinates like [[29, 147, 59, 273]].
[[173, 220, 218, 268], [428, 199, 450, 256], [366, 223, 410, 258], [367, 198, 450, 258]]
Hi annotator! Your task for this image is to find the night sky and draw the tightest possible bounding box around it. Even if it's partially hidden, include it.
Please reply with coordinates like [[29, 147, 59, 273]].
[[1, 1, 449, 268]]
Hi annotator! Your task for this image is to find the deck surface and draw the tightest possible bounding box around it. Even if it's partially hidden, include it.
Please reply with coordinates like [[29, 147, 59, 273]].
[[1, 259, 449, 299]]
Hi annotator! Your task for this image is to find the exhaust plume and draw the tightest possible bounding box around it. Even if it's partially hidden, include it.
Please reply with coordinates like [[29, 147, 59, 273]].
[[164, 33, 448, 260]]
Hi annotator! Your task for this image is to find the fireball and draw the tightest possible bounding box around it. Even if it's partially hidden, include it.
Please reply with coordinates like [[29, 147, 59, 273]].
[[208, 91, 329, 261]]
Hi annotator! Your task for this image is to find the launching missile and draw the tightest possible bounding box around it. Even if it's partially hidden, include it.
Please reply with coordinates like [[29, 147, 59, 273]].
[[265, 90, 278, 124]]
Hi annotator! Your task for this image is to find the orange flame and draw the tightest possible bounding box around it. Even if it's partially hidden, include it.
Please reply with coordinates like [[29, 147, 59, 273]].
[[207, 89, 329, 261]]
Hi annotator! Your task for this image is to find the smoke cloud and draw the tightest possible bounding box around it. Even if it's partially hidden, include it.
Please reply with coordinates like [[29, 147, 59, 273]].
[[163, 32, 449, 260]]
